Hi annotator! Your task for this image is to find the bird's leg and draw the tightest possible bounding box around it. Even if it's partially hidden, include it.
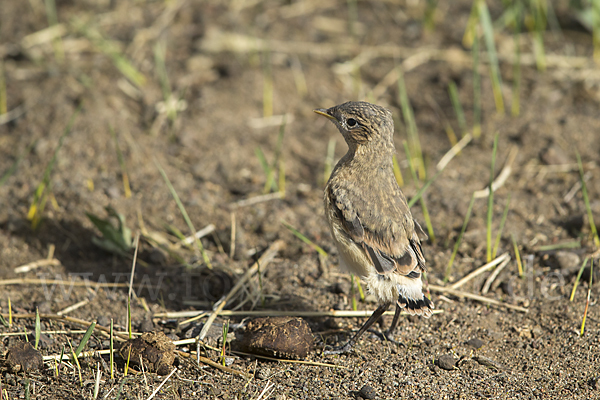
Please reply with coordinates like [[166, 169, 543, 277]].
[[384, 302, 402, 344], [323, 302, 391, 355]]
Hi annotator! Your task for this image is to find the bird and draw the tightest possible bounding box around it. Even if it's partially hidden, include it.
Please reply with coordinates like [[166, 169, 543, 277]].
[[314, 101, 434, 355]]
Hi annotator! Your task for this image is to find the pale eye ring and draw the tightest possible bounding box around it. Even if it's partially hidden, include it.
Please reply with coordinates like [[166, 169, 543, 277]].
[[347, 118, 357, 127]]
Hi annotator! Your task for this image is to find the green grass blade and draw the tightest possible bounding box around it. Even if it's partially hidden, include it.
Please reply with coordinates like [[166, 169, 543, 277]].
[[423, 0, 438, 31], [492, 194, 511, 259], [570, 256, 590, 301], [127, 298, 132, 339], [530, 1, 547, 71], [576, 152, 600, 247], [156, 161, 212, 268], [511, 5, 522, 117], [255, 147, 277, 193], [448, 81, 466, 136], [74, 321, 96, 357], [580, 259, 593, 336], [445, 193, 476, 282], [281, 220, 328, 258], [34, 308, 40, 350], [478, 0, 505, 114], [262, 51, 273, 118], [109, 125, 131, 198], [355, 277, 365, 301], [110, 319, 114, 380], [264, 116, 286, 193], [221, 320, 229, 366], [462, 0, 479, 48], [404, 142, 435, 241], [154, 40, 173, 115], [350, 274, 357, 311], [407, 166, 444, 208], [594, 0, 600, 62], [472, 32, 481, 138], [511, 234, 524, 278], [486, 134, 499, 262], [75, 20, 145, 87], [397, 67, 425, 180]]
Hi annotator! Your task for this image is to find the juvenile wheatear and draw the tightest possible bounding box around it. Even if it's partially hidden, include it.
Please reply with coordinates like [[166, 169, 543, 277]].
[[315, 101, 433, 355]]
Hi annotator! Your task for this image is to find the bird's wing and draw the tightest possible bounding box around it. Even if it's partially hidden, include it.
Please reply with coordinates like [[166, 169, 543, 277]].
[[327, 186, 426, 277]]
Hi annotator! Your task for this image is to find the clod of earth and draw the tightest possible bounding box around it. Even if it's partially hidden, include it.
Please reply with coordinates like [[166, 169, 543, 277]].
[[237, 316, 313, 359], [358, 384, 377, 399], [119, 331, 175, 375], [5, 341, 43, 373]]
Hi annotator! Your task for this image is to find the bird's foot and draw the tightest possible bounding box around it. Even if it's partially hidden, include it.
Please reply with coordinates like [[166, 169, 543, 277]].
[[323, 342, 354, 355], [383, 330, 405, 347]]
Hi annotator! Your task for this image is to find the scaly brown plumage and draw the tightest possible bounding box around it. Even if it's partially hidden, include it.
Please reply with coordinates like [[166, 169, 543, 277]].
[[315, 101, 433, 355]]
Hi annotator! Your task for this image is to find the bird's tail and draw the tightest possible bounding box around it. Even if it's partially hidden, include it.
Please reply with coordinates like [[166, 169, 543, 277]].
[[397, 294, 434, 318]]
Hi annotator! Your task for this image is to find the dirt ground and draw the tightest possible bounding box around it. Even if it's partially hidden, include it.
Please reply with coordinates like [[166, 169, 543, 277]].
[[1, 0, 599, 399]]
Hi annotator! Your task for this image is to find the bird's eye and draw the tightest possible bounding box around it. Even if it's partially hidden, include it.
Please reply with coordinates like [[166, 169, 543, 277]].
[[347, 118, 357, 127]]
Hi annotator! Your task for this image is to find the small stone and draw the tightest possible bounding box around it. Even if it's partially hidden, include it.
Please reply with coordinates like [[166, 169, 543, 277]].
[[324, 318, 342, 329], [97, 316, 110, 327], [358, 384, 376, 399], [184, 325, 202, 339], [555, 251, 581, 276], [140, 318, 154, 333], [473, 356, 503, 371], [256, 368, 271, 380], [501, 281, 514, 297], [465, 337, 484, 349], [106, 186, 121, 199], [148, 248, 167, 265], [330, 281, 350, 295], [436, 354, 457, 371]]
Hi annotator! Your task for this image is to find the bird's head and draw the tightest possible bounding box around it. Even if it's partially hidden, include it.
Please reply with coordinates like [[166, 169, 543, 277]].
[[314, 101, 394, 150]]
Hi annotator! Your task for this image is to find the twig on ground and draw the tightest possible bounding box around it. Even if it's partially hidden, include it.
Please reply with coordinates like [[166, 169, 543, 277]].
[[178, 350, 251, 379], [481, 256, 511, 294], [429, 285, 528, 313], [157, 309, 444, 319], [172, 224, 215, 249], [474, 145, 519, 198], [146, 368, 177, 400], [436, 133, 473, 171], [230, 192, 284, 209], [14, 258, 61, 274], [450, 253, 511, 290]]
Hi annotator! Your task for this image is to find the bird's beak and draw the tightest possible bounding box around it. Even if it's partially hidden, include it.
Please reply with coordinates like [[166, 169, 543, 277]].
[[313, 108, 336, 121]]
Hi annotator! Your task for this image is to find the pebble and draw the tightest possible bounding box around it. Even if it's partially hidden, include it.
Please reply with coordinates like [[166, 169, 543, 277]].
[[437, 354, 457, 371], [330, 281, 350, 295], [358, 384, 376, 399], [97, 316, 110, 327], [466, 337, 484, 349], [140, 318, 154, 333], [256, 368, 271, 380]]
